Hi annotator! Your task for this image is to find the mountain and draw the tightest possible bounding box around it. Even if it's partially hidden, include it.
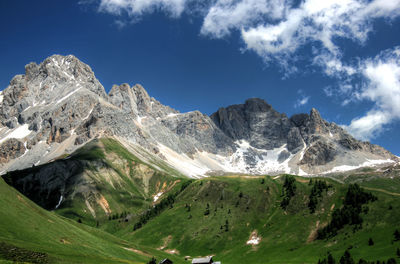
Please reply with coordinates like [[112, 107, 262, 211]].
[[0, 54, 397, 178]]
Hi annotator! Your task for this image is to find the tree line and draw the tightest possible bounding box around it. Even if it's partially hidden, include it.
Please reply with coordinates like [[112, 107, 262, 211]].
[[318, 184, 377, 239]]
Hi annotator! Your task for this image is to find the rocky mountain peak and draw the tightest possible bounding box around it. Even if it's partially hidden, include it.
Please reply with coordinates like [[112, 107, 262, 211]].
[[108, 82, 177, 119], [211, 98, 292, 150], [244, 98, 273, 112], [309, 108, 329, 134]]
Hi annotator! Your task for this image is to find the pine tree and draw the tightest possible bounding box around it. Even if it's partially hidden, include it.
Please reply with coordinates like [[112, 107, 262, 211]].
[[327, 252, 335, 264], [339, 250, 354, 264], [396, 248, 400, 257], [395, 229, 400, 241], [369, 238, 374, 246], [204, 203, 210, 215], [147, 257, 156, 264]]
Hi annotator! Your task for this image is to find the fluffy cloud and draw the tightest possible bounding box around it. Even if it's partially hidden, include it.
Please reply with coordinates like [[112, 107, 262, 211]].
[[240, 0, 400, 64], [338, 47, 400, 140], [200, 0, 288, 38]]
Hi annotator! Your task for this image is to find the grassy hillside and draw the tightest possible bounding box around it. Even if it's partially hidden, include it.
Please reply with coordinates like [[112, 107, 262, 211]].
[[115, 174, 400, 264], [0, 176, 189, 264]]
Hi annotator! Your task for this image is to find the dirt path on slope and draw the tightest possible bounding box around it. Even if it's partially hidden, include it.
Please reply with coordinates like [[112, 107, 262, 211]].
[[362, 187, 400, 197], [123, 247, 152, 257]]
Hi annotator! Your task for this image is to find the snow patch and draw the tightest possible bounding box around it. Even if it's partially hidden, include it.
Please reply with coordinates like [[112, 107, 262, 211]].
[[56, 87, 81, 104], [0, 91, 3, 104], [222, 140, 292, 175], [298, 168, 308, 176], [64, 71, 75, 80], [153, 192, 163, 202], [52, 58, 60, 68], [136, 116, 147, 125], [18, 142, 29, 159], [246, 231, 261, 245], [247, 237, 261, 245], [166, 113, 179, 118], [22, 106, 32, 112], [82, 107, 94, 121], [298, 140, 307, 161], [55, 195, 63, 209], [158, 140, 294, 177], [329, 132, 333, 138], [325, 159, 395, 174], [0, 124, 32, 144]]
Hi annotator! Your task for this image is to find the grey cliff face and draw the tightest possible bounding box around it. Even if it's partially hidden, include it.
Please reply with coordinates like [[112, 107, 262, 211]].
[[0, 54, 397, 177], [211, 98, 291, 150]]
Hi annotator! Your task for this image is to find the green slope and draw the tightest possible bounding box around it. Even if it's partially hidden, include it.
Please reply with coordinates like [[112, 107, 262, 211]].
[[116, 175, 400, 263], [0, 175, 187, 263], [0, 176, 150, 263]]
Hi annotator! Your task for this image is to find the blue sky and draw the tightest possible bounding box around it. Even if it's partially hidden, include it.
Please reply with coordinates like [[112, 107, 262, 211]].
[[1, 0, 400, 155]]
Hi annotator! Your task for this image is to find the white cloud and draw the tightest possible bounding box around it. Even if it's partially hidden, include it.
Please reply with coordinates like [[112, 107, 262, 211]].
[[294, 89, 310, 108], [343, 47, 400, 140], [98, 0, 187, 17], [294, 96, 310, 108], [240, 0, 400, 65], [200, 0, 288, 38]]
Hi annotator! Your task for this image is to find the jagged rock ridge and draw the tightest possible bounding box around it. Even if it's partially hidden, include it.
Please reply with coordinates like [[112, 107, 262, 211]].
[[0, 55, 397, 177]]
